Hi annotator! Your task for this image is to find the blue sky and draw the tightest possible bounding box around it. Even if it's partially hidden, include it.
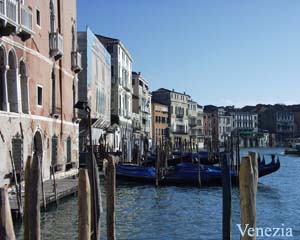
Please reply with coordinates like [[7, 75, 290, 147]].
[[77, 0, 300, 107]]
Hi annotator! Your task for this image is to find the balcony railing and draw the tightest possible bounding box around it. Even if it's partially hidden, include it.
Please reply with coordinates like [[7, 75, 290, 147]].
[[71, 51, 82, 73], [123, 81, 131, 92], [0, 0, 18, 34], [51, 106, 61, 118], [6, 0, 17, 24], [50, 31, 64, 60], [18, 4, 33, 40], [176, 112, 184, 118]]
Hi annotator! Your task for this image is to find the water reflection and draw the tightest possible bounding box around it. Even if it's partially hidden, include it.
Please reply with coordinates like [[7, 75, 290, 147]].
[[14, 148, 300, 239]]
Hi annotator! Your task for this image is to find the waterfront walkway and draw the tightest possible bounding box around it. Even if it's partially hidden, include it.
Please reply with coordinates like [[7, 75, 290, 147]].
[[9, 177, 78, 219]]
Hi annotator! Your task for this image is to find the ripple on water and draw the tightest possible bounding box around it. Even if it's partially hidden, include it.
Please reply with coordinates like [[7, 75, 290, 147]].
[[14, 148, 300, 239]]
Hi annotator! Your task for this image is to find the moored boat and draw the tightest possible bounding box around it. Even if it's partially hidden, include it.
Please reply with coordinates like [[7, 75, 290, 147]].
[[284, 140, 300, 155], [116, 156, 280, 186]]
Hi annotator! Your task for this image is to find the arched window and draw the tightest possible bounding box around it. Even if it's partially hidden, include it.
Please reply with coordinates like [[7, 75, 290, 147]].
[[7, 50, 18, 113], [20, 60, 29, 113], [0, 46, 7, 111]]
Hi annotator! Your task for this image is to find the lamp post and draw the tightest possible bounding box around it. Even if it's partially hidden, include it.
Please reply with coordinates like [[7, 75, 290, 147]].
[[74, 101, 98, 240]]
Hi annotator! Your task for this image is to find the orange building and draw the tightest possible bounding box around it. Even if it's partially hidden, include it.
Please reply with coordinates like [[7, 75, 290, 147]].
[[152, 101, 169, 145]]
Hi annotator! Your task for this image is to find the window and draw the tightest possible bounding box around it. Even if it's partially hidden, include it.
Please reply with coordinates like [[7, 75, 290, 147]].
[[36, 9, 41, 27], [132, 78, 135, 85], [51, 135, 58, 168], [37, 86, 43, 106], [12, 134, 23, 172]]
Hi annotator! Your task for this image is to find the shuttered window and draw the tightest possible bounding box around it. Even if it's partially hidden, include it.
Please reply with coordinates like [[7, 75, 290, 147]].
[[66, 137, 71, 163], [51, 135, 58, 166], [12, 134, 23, 172]]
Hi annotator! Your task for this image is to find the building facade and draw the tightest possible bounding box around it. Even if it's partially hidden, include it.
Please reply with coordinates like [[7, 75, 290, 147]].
[[77, 27, 111, 146], [0, 0, 80, 185], [132, 72, 151, 138], [231, 112, 258, 132], [218, 108, 233, 147], [275, 111, 294, 145], [231, 111, 259, 147], [151, 101, 169, 145], [152, 88, 190, 148], [97, 35, 133, 161], [188, 100, 204, 148]]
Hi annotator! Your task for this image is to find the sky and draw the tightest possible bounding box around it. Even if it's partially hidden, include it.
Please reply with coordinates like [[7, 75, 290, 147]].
[[77, 0, 300, 107]]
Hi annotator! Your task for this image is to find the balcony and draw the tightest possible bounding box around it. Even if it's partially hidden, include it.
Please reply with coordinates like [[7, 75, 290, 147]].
[[0, 0, 18, 35], [50, 31, 64, 60], [71, 51, 82, 73], [51, 106, 61, 118], [18, 3, 33, 41], [123, 82, 131, 92], [124, 110, 132, 119], [176, 112, 184, 118]]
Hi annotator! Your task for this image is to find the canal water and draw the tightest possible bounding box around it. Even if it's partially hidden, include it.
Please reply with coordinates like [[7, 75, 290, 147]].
[[15, 148, 300, 239]]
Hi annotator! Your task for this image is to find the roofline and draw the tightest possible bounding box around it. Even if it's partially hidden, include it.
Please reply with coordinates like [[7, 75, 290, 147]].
[[96, 34, 133, 61], [153, 88, 191, 97]]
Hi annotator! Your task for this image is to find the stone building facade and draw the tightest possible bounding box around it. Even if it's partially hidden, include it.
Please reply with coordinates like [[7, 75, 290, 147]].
[[218, 108, 233, 147], [152, 88, 190, 148], [97, 34, 133, 161], [188, 100, 204, 148], [132, 71, 151, 153], [0, 0, 80, 185]]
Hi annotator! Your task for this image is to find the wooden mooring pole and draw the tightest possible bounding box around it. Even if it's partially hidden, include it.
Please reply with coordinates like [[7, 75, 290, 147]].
[[239, 152, 258, 240], [106, 155, 116, 240], [24, 154, 41, 240], [78, 169, 91, 240], [0, 186, 16, 240], [155, 145, 160, 187], [9, 151, 22, 218], [222, 153, 231, 240]]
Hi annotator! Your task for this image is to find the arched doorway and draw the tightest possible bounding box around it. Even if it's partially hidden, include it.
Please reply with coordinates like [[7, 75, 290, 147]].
[[33, 131, 43, 157], [7, 50, 18, 113], [0, 46, 7, 111], [20, 60, 29, 113]]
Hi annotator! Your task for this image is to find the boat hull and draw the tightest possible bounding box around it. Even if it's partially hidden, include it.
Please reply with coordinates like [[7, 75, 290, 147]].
[[116, 160, 280, 186]]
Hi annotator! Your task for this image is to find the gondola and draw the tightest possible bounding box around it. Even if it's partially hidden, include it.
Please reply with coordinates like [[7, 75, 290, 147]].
[[116, 157, 280, 186], [141, 150, 219, 167]]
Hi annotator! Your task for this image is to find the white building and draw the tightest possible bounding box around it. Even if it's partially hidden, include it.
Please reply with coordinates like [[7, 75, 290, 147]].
[[132, 72, 152, 141], [188, 100, 204, 148], [218, 108, 233, 146], [97, 35, 133, 162], [231, 112, 258, 132]]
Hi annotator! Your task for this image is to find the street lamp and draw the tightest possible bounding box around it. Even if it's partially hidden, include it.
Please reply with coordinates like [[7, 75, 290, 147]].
[[74, 100, 98, 240]]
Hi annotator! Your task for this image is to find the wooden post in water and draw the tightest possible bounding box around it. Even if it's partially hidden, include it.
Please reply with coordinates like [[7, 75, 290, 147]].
[[87, 153, 102, 240], [0, 186, 16, 240], [9, 151, 22, 218], [156, 145, 160, 187], [78, 169, 91, 240], [30, 153, 41, 240], [222, 153, 232, 240], [106, 155, 116, 240], [24, 154, 41, 240], [24, 156, 31, 240], [239, 152, 258, 240], [50, 166, 58, 207]]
